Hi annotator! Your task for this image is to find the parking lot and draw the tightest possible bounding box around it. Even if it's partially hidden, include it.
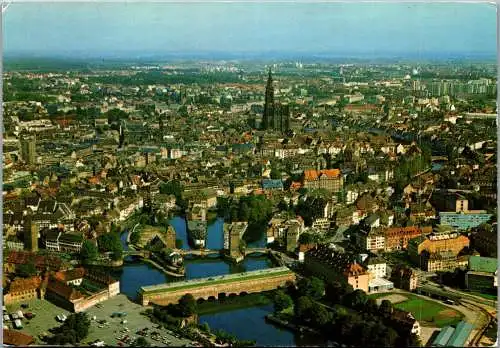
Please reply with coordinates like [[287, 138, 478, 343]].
[[84, 295, 191, 346], [4, 295, 193, 346], [5, 298, 71, 344]]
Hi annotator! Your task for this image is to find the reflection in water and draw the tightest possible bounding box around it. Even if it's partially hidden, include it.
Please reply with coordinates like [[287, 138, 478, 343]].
[[169, 216, 190, 249], [199, 304, 330, 347], [171, 216, 268, 250], [206, 218, 225, 250]]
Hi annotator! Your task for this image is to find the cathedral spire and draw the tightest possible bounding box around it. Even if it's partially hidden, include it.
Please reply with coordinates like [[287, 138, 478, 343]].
[[263, 69, 275, 130]]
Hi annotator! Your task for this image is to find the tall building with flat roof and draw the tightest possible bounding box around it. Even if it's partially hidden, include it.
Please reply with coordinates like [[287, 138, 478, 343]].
[[20, 135, 36, 165]]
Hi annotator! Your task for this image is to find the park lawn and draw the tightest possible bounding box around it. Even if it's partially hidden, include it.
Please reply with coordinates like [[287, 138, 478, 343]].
[[369, 293, 463, 328]]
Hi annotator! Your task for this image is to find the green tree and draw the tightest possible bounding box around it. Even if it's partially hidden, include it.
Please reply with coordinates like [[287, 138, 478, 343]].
[[270, 167, 281, 180], [325, 281, 353, 304], [97, 232, 123, 257], [379, 299, 393, 318], [160, 180, 183, 198], [297, 277, 325, 300], [294, 296, 314, 320], [342, 289, 368, 310], [105, 108, 128, 124], [273, 289, 293, 313], [311, 303, 332, 328], [17, 262, 37, 278], [132, 336, 151, 347], [178, 293, 197, 317], [50, 312, 91, 344], [130, 231, 141, 245], [298, 232, 315, 245], [309, 277, 326, 300], [80, 240, 99, 262]]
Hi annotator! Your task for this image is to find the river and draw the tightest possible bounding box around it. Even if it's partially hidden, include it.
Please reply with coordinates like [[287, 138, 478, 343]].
[[117, 216, 272, 299], [199, 304, 331, 347], [117, 217, 318, 346]]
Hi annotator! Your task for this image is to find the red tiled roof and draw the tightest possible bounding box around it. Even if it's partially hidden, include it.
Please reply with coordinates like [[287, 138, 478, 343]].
[[54, 267, 85, 282], [304, 169, 318, 181], [46, 279, 84, 301], [6, 251, 63, 271], [385, 226, 424, 237], [344, 262, 367, 277], [299, 243, 316, 252], [304, 169, 341, 181], [3, 329, 35, 346], [9, 276, 42, 294]]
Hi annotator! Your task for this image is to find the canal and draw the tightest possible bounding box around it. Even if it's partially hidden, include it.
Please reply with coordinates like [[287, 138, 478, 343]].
[[117, 216, 316, 346], [117, 216, 272, 300], [199, 304, 331, 346]]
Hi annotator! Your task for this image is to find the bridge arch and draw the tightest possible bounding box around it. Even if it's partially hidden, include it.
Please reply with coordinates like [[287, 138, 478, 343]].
[[240, 291, 248, 297], [208, 296, 216, 302], [218, 292, 227, 300]]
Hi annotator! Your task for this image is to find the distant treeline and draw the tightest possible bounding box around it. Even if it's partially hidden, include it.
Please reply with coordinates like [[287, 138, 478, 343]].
[[86, 71, 243, 86]]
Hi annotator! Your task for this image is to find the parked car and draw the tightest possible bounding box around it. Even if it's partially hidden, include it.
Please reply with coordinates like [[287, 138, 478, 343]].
[[91, 340, 105, 347], [13, 319, 23, 329]]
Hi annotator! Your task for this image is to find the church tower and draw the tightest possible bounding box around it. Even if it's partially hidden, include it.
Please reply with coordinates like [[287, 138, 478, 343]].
[[262, 69, 274, 130]]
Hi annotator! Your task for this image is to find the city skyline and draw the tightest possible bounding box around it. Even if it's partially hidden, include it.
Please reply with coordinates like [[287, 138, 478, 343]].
[[3, 2, 497, 60]]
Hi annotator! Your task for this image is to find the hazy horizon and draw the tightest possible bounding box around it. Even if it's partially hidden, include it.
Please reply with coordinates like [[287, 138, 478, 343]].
[[3, 2, 497, 61]]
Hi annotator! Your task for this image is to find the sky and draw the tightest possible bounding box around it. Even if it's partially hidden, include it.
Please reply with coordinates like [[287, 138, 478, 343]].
[[3, 2, 497, 59]]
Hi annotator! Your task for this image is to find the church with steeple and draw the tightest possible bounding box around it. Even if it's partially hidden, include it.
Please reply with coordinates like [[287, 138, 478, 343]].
[[261, 69, 290, 134]]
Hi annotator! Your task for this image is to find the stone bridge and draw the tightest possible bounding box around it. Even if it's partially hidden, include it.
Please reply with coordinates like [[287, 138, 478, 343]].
[[178, 248, 270, 257], [122, 250, 151, 258], [138, 266, 296, 306]]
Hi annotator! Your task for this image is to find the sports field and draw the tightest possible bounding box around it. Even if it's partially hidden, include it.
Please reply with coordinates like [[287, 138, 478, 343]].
[[369, 292, 464, 328]]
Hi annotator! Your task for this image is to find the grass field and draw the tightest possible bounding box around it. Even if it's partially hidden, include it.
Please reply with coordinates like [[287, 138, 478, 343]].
[[369, 292, 464, 328]]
